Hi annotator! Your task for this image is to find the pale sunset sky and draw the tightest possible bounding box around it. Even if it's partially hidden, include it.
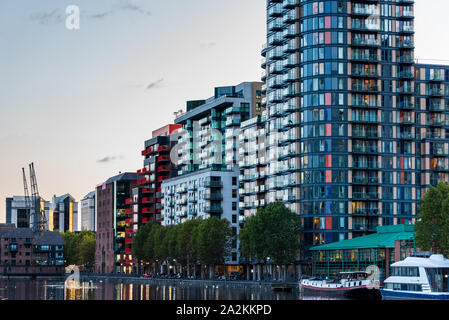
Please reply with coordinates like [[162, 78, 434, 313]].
[[0, 0, 448, 222]]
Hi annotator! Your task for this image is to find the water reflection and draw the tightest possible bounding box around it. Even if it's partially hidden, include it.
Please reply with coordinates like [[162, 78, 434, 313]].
[[0, 279, 344, 300]]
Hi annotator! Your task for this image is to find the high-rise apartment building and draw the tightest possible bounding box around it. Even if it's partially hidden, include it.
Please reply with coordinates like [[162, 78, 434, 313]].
[[161, 82, 263, 266], [80, 191, 96, 231], [95, 173, 138, 274], [123, 124, 181, 274], [49, 194, 78, 232], [5, 196, 50, 229], [259, 0, 449, 260]]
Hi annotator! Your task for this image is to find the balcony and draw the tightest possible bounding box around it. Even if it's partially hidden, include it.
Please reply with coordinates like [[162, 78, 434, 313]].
[[352, 208, 379, 216], [398, 70, 414, 79], [352, 162, 379, 170], [141, 187, 155, 194], [398, 40, 414, 48], [204, 180, 223, 188], [429, 103, 446, 112], [352, 37, 380, 47], [352, 83, 379, 92], [205, 205, 223, 214], [428, 119, 445, 127], [352, 192, 379, 200], [428, 88, 444, 96], [352, 176, 379, 184], [399, 101, 415, 110], [351, 53, 378, 62], [351, 22, 380, 32], [352, 145, 378, 154], [399, 132, 415, 139], [352, 7, 379, 16], [351, 116, 378, 123], [157, 155, 170, 162], [158, 145, 169, 153], [397, 86, 414, 94], [204, 193, 223, 201], [352, 68, 379, 78], [142, 197, 154, 204], [268, 4, 283, 17], [352, 130, 379, 139], [398, 55, 414, 64], [142, 207, 155, 214], [398, 25, 414, 33]]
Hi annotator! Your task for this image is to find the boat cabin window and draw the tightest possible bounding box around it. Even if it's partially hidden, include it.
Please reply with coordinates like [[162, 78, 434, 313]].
[[385, 283, 422, 292], [425, 268, 449, 293], [391, 266, 419, 277]]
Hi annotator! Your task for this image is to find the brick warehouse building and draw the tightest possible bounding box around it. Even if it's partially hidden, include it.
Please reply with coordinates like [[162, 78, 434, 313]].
[[0, 224, 65, 276], [95, 173, 139, 274]]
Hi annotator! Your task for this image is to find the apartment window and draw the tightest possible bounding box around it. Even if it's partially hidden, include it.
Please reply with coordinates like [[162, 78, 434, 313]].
[[232, 202, 237, 211], [232, 189, 237, 198], [232, 177, 237, 186], [232, 215, 237, 224]]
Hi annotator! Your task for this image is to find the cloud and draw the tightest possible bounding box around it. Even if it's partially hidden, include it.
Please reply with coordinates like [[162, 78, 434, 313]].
[[29, 1, 152, 26], [118, 1, 152, 16], [85, 11, 113, 20], [97, 156, 125, 163], [146, 79, 164, 90], [29, 9, 65, 25]]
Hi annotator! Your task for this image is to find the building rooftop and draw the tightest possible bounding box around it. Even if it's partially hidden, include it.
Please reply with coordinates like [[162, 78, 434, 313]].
[[82, 191, 95, 200], [102, 172, 139, 185], [35, 231, 64, 246], [0, 226, 63, 245], [310, 225, 415, 251], [53, 194, 76, 203]]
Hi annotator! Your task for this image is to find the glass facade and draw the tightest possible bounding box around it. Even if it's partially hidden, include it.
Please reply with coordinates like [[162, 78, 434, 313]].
[[261, 0, 449, 259]]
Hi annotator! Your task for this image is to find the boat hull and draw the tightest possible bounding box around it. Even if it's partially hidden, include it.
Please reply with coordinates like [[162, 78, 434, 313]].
[[300, 284, 380, 300], [381, 289, 449, 300]]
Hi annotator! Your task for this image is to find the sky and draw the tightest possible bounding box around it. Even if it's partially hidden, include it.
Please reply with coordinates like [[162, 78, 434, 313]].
[[0, 0, 448, 223]]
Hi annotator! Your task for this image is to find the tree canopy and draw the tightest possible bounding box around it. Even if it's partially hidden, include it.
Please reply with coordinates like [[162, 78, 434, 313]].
[[61, 230, 96, 268], [132, 217, 232, 266], [239, 202, 301, 265], [415, 182, 449, 257]]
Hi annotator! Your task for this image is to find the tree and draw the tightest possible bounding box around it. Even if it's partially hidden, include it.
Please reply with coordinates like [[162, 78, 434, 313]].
[[239, 212, 265, 262], [262, 202, 301, 265], [415, 182, 449, 257], [61, 231, 81, 266], [61, 230, 96, 268], [132, 222, 154, 262], [239, 202, 301, 281], [78, 231, 96, 270], [197, 217, 232, 278], [176, 218, 202, 277]]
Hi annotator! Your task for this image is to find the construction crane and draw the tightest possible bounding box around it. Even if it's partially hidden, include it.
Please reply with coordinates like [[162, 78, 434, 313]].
[[22, 167, 32, 228], [29, 162, 47, 233]]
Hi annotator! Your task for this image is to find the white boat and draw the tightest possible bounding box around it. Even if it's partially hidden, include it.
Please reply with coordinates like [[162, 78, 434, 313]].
[[381, 252, 449, 300], [299, 272, 380, 299]]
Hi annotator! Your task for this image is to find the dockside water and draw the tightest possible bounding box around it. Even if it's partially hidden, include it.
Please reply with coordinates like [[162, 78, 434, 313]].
[[0, 278, 345, 300]]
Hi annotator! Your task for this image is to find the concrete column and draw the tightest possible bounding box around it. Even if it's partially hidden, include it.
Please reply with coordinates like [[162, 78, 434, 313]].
[[257, 264, 261, 281], [246, 264, 250, 281]]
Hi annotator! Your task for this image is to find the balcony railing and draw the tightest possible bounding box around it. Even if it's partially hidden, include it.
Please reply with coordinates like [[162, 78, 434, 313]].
[[352, 176, 380, 184]]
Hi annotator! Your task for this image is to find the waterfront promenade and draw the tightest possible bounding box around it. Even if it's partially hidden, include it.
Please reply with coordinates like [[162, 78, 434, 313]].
[[78, 273, 299, 289]]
